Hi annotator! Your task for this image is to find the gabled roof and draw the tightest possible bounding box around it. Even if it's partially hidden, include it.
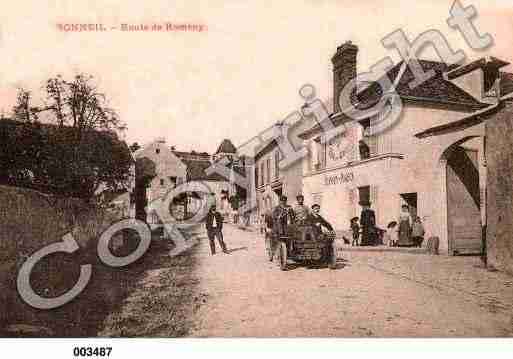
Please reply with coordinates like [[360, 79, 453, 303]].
[[383, 59, 488, 110], [215, 139, 237, 154], [180, 159, 227, 182], [298, 59, 490, 140], [500, 71, 513, 96], [172, 150, 211, 161]]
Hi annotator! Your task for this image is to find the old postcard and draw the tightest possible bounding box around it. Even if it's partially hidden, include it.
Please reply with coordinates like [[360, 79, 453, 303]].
[[1, 0, 513, 346]]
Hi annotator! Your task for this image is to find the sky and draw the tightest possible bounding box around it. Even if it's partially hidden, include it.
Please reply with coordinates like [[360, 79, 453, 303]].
[[0, 0, 512, 154]]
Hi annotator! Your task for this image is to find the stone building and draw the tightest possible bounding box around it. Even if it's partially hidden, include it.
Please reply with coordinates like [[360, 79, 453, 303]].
[[253, 113, 319, 220], [132, 137, 242, 222], [298, 41, 512, 255], [417, 61, 513, 270]]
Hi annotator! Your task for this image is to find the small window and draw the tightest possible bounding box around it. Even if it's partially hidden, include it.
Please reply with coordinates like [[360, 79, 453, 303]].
[[160, 178, 165, 186], [274, 151, 280, 179], [156, 148, 160, 154], [358, 186, 370, 206], [359, 140, 370, 160]]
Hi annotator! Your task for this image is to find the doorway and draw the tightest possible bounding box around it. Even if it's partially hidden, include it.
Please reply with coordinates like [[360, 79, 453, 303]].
[[445, 145, 482, 255], [400, 192, 418, 218]]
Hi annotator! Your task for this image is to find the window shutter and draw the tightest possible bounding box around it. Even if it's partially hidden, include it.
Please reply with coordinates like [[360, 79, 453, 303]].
[[312, 140, 319, 167], [371, 185, 378, 225], [348, 187, 358, 220], [366, 134, 378, 156], [344, 126, 357, 163]]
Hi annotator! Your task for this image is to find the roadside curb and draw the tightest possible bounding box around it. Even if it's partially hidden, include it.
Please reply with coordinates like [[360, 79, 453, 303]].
[[338, 245, 428, 255]]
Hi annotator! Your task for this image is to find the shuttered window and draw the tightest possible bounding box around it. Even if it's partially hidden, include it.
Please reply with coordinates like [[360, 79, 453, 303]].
[[371, 185, 379, 225], [274, 151, 280, 179]]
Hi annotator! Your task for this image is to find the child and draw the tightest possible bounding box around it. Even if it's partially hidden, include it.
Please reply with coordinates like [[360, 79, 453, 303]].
[[411, 216, 425, 248], [350, 217, 360, 246], [386, 221, 398, 247]]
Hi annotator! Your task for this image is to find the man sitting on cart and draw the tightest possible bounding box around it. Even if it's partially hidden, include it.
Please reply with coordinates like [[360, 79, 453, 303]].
[[309, 204, 334, 236]]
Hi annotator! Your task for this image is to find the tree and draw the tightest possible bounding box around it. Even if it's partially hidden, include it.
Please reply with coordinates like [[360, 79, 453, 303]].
[[43, 74, 122, 134], [5, 73, 131, 199], [12, 89, 40, 123]]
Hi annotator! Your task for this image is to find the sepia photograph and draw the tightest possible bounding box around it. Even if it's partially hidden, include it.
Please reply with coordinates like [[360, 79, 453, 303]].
[[0, 0, 513, 354]]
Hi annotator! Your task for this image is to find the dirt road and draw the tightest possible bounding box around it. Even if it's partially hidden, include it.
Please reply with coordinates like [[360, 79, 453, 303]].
[[190, 225, 513, 337]]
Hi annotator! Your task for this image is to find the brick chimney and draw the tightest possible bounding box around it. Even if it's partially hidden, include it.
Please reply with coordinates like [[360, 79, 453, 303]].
[[332, 41, 358, 113]]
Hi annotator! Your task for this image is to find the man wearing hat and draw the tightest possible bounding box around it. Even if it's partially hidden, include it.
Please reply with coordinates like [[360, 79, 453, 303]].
[[310, 203, 334, 234], [205, 205, 229, 255], [271, 195, 294, 237], [293, 194, 310, 225], [359, 200, 376, 246]]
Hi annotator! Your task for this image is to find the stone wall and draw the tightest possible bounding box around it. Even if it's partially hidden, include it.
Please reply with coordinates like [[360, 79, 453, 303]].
[[486, 100, 513, 274], [0, 185, 120, 328]]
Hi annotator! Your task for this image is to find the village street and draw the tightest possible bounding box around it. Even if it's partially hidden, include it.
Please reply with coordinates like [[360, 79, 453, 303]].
[[190, 225, 513, 337]]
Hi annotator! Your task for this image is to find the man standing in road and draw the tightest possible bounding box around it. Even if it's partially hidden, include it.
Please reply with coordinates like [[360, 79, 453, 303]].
[[272, 196, 294, 237], [206, 205, 229, 255]]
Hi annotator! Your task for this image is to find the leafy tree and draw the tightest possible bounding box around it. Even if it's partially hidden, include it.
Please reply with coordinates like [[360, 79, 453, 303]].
[[3, 73, 132, 199]]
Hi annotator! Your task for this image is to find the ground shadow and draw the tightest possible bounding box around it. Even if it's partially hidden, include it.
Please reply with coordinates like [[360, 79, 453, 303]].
[[227, 246, 248, 254], [1, 228, 200, 337]]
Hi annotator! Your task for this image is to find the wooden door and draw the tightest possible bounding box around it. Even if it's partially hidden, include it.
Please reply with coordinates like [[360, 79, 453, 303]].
[[446, 147, 482, 254]]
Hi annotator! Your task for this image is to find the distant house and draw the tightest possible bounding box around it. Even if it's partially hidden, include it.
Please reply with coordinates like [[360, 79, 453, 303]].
[[134, 137, 187, 203], [131, 137, 242, 223], [174, 138, 245, 219], [132, 137, 187, 223]]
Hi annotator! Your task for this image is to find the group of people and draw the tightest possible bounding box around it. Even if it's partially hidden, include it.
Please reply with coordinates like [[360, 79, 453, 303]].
[[262, 194, 335, 238], [384, 205, 425, 247], [348, 200, 378, 246], [347, 202, 426, 248]]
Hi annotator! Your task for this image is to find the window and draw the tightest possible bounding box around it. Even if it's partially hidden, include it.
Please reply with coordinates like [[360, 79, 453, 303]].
[[156, 148, 160, 154], [312, 139, 326, 170], [160, 178, 165, 186], [359, 140, 370, 160], [274, 151, 280, 179], [169, 176, 177, 188], [358, 186, 370, 206], [255, 165, 259, 188], [260, 162, 265, 187], [359, 118, 378, 158]]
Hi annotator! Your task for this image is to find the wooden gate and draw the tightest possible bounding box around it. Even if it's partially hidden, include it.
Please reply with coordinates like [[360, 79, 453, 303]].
[[446, 147, 482, 255]]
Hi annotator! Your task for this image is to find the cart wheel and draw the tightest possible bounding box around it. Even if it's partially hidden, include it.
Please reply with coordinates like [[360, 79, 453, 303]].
[[265, 235, 273, 262], [277, 241, 288, 271]]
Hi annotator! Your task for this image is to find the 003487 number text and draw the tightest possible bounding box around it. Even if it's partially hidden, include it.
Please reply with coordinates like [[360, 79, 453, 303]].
[[73, 347, 112, 357]]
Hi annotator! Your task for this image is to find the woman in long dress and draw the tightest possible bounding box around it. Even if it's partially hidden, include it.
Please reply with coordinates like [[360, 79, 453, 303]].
[[398, 204, 412, 246]]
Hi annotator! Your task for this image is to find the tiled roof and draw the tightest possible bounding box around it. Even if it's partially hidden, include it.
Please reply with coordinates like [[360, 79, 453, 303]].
[[298, 59, 490, 140], [500, 71, 513, 96], [180, 159, 227, 182], [172, 150, 210, 160], [384, 60, 487, 109]]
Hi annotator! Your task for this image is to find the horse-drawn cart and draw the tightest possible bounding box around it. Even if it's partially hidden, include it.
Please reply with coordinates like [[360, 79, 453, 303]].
[[265, 225, 337, 270]]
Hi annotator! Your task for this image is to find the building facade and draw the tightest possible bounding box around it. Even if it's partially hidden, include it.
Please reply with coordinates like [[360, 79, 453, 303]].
[[133, 137, 240, 222], [299, 42, 510, 255], [254, 116, 316, 219]]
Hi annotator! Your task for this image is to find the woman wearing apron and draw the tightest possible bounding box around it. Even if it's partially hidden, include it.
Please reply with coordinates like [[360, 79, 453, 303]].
[[398, 204, 413, 246]]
